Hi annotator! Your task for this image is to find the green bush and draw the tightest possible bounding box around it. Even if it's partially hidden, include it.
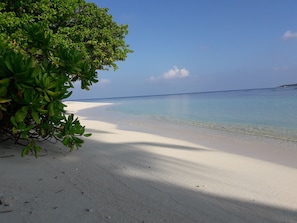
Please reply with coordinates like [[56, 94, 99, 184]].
[[0, 0, 132, 157]]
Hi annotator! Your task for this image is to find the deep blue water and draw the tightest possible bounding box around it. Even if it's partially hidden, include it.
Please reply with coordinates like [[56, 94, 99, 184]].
[[79, 87, 297, 141]]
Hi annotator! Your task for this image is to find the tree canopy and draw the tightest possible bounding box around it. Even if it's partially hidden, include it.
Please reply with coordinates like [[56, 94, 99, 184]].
[[0, 0, 132, 157]]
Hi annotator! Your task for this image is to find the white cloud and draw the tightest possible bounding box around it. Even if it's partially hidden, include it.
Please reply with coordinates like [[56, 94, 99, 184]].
[[150, 66, 189, 81], [99, 78, 111, 85], [282, 30, 297, 40]]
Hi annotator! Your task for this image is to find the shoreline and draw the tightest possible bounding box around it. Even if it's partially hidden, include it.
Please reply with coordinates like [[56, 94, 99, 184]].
[[1, 101, 297, 222], [74, 101, 297, 169]]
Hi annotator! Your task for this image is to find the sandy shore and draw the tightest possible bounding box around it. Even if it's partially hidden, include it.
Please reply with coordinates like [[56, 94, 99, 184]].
[[1, 101, 297, 223]]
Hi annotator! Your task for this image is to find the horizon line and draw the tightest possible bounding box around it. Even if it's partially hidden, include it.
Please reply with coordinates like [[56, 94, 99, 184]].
[[69, 86, 281, 102]]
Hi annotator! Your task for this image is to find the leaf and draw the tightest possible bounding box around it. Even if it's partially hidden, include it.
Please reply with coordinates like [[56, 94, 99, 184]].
[[31, 109, 40, 124], [68, 114, 74, 123], [4, 59, 14, 73], [0, 98, 11, 103], [72, 124, 84, 135], [61, 91, 72, 99], [62, 137, 70, 146], [40, 128, 46, 137], [33, 145, 41, 158], [37, 108, 48, 114], [48, 102, 55, 117], [44, 94, 51, 102], [46, 90, 61, 97], [0, 78, 10, 86], [73, 136, 83, 144], [0, 104, 7, 111], [0, 78, 10, 97], [21, 144, 31, 157], [23, 124, 35, 132], [83, 133, 92, 137], [10, 117, 18, 128], [15, 106, 29, 123], [12, 127, 18, 135]]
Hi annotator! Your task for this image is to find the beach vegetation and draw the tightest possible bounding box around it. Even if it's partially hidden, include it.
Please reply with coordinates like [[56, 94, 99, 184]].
[[0, 0, 132, 157]]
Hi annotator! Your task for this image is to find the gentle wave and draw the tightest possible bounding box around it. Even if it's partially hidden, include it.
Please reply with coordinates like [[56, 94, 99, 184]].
[[147, 114, 297, 142]]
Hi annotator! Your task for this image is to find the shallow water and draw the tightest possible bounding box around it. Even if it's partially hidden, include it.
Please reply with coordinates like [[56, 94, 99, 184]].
[[78, 87, 297, 142]]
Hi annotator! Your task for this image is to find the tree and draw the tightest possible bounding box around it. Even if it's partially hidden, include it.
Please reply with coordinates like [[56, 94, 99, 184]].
[[0, 0, 132, 157]]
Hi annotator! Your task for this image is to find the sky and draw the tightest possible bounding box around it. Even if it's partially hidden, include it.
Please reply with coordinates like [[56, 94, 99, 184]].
[[70, 0, 297, 100]]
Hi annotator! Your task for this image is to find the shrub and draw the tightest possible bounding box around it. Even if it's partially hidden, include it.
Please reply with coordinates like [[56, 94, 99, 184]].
[[0, 0, 132, 157]]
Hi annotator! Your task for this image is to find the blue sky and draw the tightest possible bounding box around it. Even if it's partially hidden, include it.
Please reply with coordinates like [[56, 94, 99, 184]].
[[70, 0, 297, 99]]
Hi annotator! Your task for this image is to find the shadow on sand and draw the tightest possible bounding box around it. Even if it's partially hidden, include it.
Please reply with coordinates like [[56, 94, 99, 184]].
[[1, 133, 297, 223]]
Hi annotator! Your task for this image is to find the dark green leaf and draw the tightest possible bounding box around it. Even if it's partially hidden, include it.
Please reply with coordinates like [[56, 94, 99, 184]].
[[83, 133, 92, 137]]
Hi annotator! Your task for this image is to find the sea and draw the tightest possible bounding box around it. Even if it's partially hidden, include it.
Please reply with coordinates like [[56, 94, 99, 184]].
[[76, 87, 297, 143]]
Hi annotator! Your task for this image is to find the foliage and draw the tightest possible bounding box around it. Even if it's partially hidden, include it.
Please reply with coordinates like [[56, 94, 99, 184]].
[[0, 0, 132, 157]]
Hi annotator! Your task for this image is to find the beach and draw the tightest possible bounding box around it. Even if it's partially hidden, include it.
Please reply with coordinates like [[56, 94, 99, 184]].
[[1, 101, 297, 223]]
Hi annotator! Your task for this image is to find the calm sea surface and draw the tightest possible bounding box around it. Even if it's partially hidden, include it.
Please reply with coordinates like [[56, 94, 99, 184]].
[[79, 87, 297, 142]]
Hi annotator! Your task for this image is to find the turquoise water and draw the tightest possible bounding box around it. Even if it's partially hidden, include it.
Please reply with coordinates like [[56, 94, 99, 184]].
[[81, 87, 297, 142]]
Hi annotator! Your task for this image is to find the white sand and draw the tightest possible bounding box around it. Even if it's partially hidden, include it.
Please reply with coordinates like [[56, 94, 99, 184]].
[[1, 101, 297, 223]]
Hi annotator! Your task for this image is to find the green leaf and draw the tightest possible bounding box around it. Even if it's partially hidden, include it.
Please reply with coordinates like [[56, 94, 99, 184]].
[[12, 127, 18, 134], [83, 133, 92, 137], [62, 91, 73, 100], [44, 94, 51, 102], [0, 78, 10, 97], [73, 136, 83, 144], [10, 117, 18, 128], [68, 114, 74, 123], [23, 124, 35, 132], [40, 128, 46, 137], [62, 137, 70, 146], [4, 59, 14, 73], [0, 78, 10, 86], [37, 108, 48, 114], [0, 98, 11, 103], [48, 102, 55, 117], [31, 109, 40, 124], [21, 144, 31, 157], [15, 106, 29, 123], [0, 104, 7, 111], [33, 145, 41, 158], [46, 90, 60, 97]]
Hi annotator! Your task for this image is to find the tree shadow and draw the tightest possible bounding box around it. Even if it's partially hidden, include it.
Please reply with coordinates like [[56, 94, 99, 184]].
[[1, 131, 297, 223], [64, 137, 297, 223], [0, 137, 70, 159]]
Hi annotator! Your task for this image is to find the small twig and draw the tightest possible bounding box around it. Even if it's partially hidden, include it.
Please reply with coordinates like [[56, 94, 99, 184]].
[[0, 210, 13, 213], [55, 189, 64, 193], [0, 155, 15, 158]]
